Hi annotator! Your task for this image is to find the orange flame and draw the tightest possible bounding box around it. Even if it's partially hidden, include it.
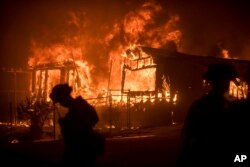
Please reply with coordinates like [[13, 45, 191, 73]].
[[28, 1, 182, 102]]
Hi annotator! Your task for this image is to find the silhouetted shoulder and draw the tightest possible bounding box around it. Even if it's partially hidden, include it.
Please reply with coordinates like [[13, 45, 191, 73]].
[[185, 95, 211, 119], [73, 96, 99, 128]]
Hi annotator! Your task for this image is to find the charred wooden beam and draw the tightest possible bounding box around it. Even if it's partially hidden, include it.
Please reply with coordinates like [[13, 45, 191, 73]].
[[123, 64, 156, 71], [31, 71, 36, 92], [43, 70, 48, 98]]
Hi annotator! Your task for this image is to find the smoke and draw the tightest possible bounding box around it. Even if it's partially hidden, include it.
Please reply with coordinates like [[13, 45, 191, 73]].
[[1, 0, 249, 69]]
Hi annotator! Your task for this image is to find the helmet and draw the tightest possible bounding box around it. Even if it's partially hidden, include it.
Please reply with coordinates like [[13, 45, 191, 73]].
[[203, 63, 238, 82], [49, 83, 72, 103]]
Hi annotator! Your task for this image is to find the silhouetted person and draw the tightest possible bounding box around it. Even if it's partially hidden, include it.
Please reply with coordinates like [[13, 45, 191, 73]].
[[50, 83, 104, 167], [177, 63, 238, 167]]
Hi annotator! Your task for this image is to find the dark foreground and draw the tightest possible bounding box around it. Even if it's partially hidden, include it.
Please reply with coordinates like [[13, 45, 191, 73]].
[[1, 125, 182, 167]]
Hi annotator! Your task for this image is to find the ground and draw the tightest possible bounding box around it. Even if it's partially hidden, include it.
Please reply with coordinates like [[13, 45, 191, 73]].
[[1, 124, 183, 167]]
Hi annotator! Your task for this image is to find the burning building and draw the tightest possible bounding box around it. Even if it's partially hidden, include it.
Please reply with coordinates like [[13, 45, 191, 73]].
[[1, 0, 250, 129], [120, 45, 250, 122]]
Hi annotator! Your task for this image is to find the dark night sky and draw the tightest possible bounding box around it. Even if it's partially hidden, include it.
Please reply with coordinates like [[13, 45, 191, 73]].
[[166, 0, 250, 58], [0, 0, 250, 68]]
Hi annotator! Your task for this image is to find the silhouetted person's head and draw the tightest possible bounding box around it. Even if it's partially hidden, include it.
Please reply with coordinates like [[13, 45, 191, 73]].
[[50, 83, 73, 107], [203, 63, 238, 95]]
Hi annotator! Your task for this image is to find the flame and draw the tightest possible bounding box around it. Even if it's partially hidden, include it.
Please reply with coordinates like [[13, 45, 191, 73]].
[[28, 42, 83, 67], [28, 1, 182, 103], [229, 79, 248, 99], [173, 93, 178, 103], [162, 75, 171, 97], [222, 49, 229, 59], [124, 68, 156, 91], [28, 41, 96, 100], [123, 1, 162, 42]]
